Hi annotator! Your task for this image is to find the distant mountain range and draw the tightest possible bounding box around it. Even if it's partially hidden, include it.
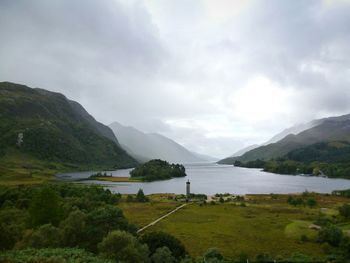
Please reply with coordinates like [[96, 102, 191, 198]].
[[109, 122, 216, 163], [219, 113, 350, 164], [0, 82, 137, 172]]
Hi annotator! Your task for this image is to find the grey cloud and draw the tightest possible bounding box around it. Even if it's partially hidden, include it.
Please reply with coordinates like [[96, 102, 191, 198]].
[[1, 0, 350, 157]]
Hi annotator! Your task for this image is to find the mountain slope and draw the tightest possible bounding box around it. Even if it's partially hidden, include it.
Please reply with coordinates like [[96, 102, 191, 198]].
[[109, 122, 212, 163], [0, 82, 137, 172], [231, 144, 260, 157], [235, 118, 350, 162], [263, 121, 321, 145], [219, 113, 350, 164]]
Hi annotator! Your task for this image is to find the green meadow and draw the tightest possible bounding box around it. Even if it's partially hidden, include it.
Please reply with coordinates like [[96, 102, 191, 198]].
[[121, 194, 350, 260]]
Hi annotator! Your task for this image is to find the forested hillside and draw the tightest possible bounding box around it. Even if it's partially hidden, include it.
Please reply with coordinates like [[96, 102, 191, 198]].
[[0, 82, 137, 181]]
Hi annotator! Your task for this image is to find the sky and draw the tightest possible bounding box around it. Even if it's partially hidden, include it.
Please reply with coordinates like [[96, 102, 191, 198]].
[[1, 0, 350, 158]]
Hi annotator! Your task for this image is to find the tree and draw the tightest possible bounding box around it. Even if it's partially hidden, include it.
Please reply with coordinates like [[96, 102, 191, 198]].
[[140, 231, 187, 260], [98, 230, 149, 263], [136, 189, 148, 202], [85, 205, 131, 251], [17, 224, 62, 249], [60, 209, 87, 247], [306, 198, 317, 207], [29, 186, 62, 226], [151, 246, 176, 263]]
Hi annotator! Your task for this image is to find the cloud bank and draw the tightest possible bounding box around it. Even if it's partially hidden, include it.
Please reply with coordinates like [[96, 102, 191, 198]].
[[1, 0, 350, 158]]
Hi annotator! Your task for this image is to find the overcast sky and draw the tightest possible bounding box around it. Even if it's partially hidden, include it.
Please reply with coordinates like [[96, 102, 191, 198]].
[[1, 0, 350, 158]]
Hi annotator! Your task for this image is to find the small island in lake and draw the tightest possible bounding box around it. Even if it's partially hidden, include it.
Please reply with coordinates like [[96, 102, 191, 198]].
[[130, 159, 186, 181]]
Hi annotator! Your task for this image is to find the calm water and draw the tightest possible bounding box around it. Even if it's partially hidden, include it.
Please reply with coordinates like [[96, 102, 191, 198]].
[[57, 163, 350, 195]]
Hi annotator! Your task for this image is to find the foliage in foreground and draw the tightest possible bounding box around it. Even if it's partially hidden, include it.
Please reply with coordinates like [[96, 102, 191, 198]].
[[0, 248, 113, 263], [1, 184, 350, 262]]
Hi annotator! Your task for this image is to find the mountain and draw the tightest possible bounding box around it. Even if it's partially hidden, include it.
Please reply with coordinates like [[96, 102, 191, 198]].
[[231, 144, 260, 157], [234, 117, 350, 163], [219, 121, 320, 164], [218, 113, 350, 165], [263, 121, 321, 145], [0, 82, 137, 173], [109, 122, 213, 163]]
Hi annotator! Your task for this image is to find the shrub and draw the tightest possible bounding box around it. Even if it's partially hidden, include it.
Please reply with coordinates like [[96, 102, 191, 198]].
[[126, 195, 134, 202], [0, 248, 114, 263], [17, 224, 62, 249], [151, 246, 176, 263], [203, 248, 224, 261], [98, 230, 149, 263], [318, 225, 343, 246], [84, 205, 133, 252], [140, 231, 187, 260], [339, 204, 350, 219]]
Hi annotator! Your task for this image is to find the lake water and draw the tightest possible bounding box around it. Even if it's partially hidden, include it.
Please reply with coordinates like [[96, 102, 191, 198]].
[[57, 163, 350, 195]]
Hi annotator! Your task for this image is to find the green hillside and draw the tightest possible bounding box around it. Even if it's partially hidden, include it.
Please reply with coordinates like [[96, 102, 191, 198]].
[[0, 82, 137, 183], [219, 118, 350, 164]]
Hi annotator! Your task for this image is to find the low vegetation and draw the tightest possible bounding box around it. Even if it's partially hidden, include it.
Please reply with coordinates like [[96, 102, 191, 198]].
[[1, 183, 350, 262]]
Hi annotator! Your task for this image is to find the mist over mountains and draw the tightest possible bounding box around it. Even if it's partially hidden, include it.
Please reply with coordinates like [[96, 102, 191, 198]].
[[109, 122, 216, 163]]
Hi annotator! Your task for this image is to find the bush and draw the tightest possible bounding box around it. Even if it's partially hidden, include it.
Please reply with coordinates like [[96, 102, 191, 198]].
[[98, 230, 149, 263], [0, 248, 114, 263], [126, 195, 134, 202], [339, 204, 350, 219], [140, 231, 187, 260], [85, 205, 132, 252], [151, 246, 176, 263], [318, 225, 343, 246], [17, 224, 62, 249], [203, 248, 224, 261]]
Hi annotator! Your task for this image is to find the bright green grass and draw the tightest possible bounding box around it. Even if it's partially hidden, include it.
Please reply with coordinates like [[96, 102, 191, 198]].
[[118, 198, 180, 227], [0, 149, 118, 185], [320, 207, 339, 217], [337, 222, 350, 230], [285, 220, 318, 241]]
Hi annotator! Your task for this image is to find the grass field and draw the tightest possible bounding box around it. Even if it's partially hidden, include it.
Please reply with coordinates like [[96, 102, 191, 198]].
[[0, 150, 123, 185], [121, 194, 349, 260], [89, 176, 141, 183], [118, 194, 180, 227]]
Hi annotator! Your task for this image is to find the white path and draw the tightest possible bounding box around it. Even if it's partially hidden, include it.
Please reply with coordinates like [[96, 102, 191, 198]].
[[137, 203, 188, 234]]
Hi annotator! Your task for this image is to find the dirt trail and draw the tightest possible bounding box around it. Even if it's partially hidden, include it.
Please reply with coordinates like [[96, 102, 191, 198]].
[[137, 203, 188, 234]]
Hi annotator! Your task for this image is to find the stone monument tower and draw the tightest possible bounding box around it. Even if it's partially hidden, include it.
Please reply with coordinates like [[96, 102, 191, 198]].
[[186, 180, 190, 202]]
